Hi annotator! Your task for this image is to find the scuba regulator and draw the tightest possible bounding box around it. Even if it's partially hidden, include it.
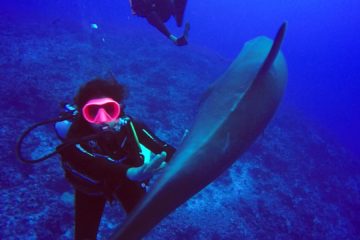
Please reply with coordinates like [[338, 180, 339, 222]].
[[16, 103, 78, 163]]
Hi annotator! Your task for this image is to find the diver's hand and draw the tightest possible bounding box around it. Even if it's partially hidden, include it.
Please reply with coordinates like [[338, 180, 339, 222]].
[[176, 22, 190, 46], [170, 22, 190, 46], [126, 151, 167, 182], [175, 36, 187, 46]]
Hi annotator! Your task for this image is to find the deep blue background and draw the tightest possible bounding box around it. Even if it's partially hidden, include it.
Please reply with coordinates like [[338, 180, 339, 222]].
[[3, 0, 359, 156], [183, 0, 360, 157]]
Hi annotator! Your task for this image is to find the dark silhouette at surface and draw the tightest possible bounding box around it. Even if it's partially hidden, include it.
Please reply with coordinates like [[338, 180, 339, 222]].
[[129, 0, 190, 46]]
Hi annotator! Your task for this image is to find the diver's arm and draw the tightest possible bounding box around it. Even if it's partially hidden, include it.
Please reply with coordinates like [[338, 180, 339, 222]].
[[123, 118, 175, 181], [145, 10, 188, 46], [132, 119, 176, 162], [59, 143, 165, 182], [126, 151, 167, 181], [58, 144, 131, 181]]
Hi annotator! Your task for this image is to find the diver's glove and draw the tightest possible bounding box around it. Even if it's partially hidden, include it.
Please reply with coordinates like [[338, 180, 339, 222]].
[[126, 151, 167, 182]]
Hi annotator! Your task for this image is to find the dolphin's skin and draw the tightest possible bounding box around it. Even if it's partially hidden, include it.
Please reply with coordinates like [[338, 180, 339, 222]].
[[110, 22, 288, 240]]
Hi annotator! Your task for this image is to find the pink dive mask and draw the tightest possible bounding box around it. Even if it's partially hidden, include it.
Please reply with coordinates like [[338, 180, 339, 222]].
[[82, 97, 121, 124]]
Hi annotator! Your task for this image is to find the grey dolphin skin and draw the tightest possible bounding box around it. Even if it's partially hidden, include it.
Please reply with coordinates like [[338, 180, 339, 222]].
[[110, 22, 288, 239]]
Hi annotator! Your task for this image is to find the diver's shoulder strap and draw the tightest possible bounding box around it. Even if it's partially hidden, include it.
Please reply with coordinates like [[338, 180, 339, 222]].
[[123, 116, 143, 158], [124, 116, 152, 163]]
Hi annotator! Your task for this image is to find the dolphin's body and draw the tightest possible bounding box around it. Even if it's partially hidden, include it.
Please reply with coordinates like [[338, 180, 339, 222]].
[[110, 23, 288, 239]]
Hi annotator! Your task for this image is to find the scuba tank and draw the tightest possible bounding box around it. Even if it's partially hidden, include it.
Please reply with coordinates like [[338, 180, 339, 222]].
[[54, 103, 78, 140]]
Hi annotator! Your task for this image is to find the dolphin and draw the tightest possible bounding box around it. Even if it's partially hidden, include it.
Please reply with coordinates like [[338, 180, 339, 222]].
[[110, 22, 288, 239]]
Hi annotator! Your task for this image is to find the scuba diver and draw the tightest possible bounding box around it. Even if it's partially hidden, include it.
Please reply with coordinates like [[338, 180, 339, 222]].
[[16, 78, 176, 239], [129, 0, 190, 46]]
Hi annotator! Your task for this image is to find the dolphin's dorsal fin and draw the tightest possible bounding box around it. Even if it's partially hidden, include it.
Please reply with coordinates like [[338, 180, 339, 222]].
[[256, 22, 287, 78]]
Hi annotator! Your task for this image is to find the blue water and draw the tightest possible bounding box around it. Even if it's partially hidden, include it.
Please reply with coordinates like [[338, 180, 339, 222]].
[[4, 0, 359, 156], [185, 1, 360, 157], [1, 0, 360, 239]]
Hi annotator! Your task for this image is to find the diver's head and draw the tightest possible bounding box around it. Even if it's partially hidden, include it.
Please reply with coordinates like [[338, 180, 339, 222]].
[[74, 78, 127, 127], [82, 97, 121, 124]]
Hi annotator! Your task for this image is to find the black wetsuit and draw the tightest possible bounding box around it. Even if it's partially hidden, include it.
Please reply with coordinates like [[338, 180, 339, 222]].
[[131, 0, 187, 37], [131, 0, 172, 20], [58, 115, 175, 239]]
